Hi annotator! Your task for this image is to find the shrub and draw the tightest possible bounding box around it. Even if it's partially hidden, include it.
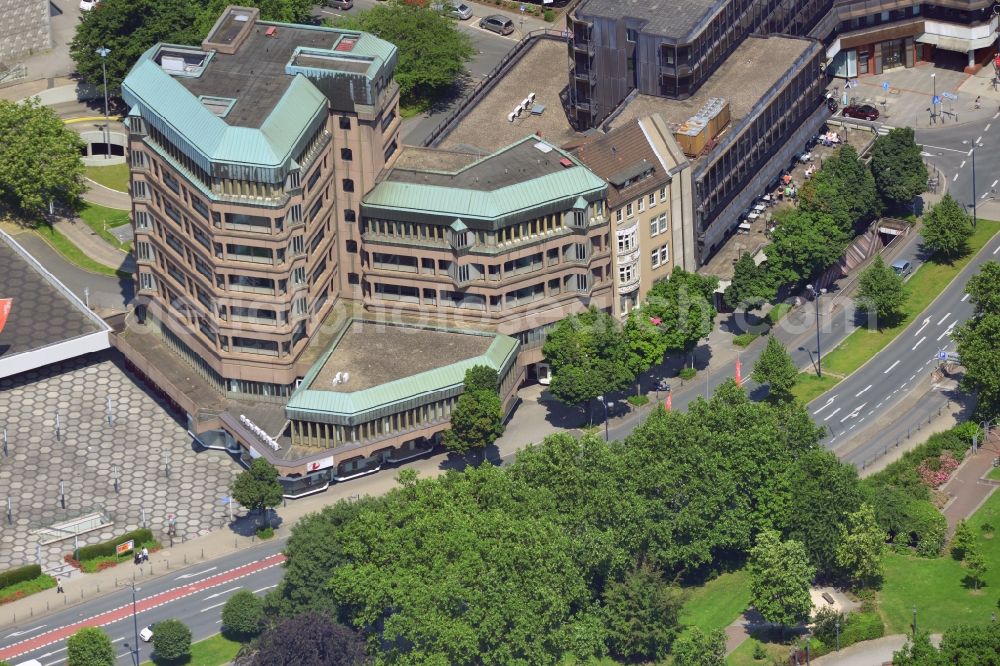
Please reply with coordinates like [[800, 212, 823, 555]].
[[733, 332, 760, 347], [627, 394, 650, 407], [753, 641, 767, 660], [679, 367, 697, 380], [0, 564, 41, 589], [256, 526, 274, 540], [543, 8, 555, 21], [811, 609, 883, 653], [152, 618, 191, 662], [74, 529, 153, 562], [222, 589, 264, 638], [767, 302, 792, 326]]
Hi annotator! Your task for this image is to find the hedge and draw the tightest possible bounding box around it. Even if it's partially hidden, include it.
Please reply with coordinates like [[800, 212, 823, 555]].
[[75, 528, 153, 561], [0, 564, 42, 589], [809, 610, 885, 657]]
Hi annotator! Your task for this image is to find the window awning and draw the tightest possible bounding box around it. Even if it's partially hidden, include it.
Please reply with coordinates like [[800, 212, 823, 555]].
[[916, 32, 995, 52]]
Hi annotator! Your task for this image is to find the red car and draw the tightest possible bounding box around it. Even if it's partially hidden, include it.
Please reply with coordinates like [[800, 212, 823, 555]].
[[842, 104, 879, 121]]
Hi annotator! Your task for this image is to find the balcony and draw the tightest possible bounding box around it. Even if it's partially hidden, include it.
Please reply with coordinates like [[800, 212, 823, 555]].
[[574, 67, 597, 85]]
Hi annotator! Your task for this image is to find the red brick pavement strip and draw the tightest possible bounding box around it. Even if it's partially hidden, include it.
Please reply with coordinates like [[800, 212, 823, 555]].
[[941, 435, 1000, 534], [0, 553, 286, 662]]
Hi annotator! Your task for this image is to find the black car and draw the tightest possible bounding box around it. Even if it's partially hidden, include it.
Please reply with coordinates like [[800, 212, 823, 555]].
[[842, 104, 879, 121]]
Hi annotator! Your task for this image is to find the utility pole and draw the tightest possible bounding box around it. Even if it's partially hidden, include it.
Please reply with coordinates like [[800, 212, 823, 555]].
[[96, 47, 112, 159]]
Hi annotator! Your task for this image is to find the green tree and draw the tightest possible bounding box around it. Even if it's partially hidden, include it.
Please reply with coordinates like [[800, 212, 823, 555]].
[[151, 618, 191, 662], [752, 336, 799, 402], [237, 611, 370, 666], [462, 364, 499, 393], [623, 309, 668, 394], [0, 99, 86, 219], [230, 458, 284, 527], [67, 626, 114, 666], [950, 519, 975, 560], [954, 312, 1000, 421], [938, 622, 1000, 664], [766, 209, 849, 287], [543, 307, 634, 419], [221, 589, 265, 638], [644, 268, 720, 359], [799, 144, 879, 233], [70, 0, 203, 98], [858, 256, 907, 327], [602, 563, 684, 662], [330, 1, 474, 105], [671, 627, 726, 666], [443, 387, 504, 454], [965, 542, 987, 591], [835, 503, 886, 588], [966, 261, 1000, 316], [893, 630, 945, 666], [922, 193, 974, 260], [870, 127, 928, 211], [748, 529, 815, 628], [725, 252, 775, 314]]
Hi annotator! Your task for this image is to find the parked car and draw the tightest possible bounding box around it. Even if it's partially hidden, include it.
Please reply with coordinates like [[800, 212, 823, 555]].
[[325, 0, 353, 8], [842, 104, 879, 121], [139, 624, 155, 642], [479, 14, 515, 35], [434, 2, 473, 19], [79, 0, 100, 9], [891, 259, 912, 277]]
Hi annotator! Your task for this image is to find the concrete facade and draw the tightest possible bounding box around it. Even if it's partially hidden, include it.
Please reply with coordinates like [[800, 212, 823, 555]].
[[0, 0, 50, 67]]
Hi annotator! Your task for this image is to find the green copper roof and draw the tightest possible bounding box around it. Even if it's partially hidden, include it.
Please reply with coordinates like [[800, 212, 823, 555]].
[[286, 327, 519, 426]]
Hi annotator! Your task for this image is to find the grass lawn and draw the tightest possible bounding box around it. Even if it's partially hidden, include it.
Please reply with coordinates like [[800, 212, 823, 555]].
[[77, 202, 131, 252], [767, 302, 792, 326], [877, 487, 1000, 634], [792, 219, 1000, 405], [726, 638, 789, 666], [31, 225, 128, 278], [84, 163, 130, 192], [141, 633, 244, 666], [0, 574, 56, 605], [679, 569, 751, 633], [399, 99, 430, 118], [987, 466, 1000, 481], [790, 373, 841, 405]]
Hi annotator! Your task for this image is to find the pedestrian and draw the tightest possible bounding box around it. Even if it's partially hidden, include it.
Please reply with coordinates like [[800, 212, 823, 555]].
[[142, 546, 149, 562], [134, 550, 140, 565], [975, 96, 981, 109], [56, 577, 64, 594]]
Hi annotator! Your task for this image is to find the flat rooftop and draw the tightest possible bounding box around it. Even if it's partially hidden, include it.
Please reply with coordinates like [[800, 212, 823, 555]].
[[0, 234, 103, 358], [387, 138, 579, 191], [438, 38, 581, 154], [607, 35, 812, 136], [309, 322, 494, 393], [176, 26, 337, 128], [576, 0, 722, 42]]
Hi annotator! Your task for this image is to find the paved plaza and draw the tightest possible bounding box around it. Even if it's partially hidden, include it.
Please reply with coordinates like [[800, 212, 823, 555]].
[[0, 352, 240, 573]]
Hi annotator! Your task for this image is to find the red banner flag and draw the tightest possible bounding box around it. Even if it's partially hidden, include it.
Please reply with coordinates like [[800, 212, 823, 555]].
[[665, 390, 672, 411], [735, 355, 742, 385], [0, 299, 11, 335]]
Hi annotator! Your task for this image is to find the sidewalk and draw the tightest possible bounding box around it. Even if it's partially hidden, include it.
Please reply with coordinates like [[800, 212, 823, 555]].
[[941, 431, 1000, 533], [812, 634, 942, 666], [54, 217, 135, 273], [82, 179, 131, 211]]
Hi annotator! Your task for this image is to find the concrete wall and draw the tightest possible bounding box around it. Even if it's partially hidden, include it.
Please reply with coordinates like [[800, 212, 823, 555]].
[[0, 0, 50, 65]]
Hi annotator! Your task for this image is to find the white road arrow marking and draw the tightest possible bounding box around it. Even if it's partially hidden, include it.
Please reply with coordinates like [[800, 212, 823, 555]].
[[913, 336, 926, 350], [937, 313, 950, 325], [8, 625, 47, 637], [203, 586, 241, 600], [824, 408, 842, 422], [915, 317, 931, 336], [840, 402, 868, 423], [856, 384, 872, 397], [813, 397, 836, 415], [175, 567, 217, 580], [937, 322, 956, 341], [884, 360, 901, 374]]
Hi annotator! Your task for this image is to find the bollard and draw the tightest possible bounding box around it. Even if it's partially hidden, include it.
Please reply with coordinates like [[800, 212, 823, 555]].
[[97, 583, 100, 593], [184, 553, 188, 564], [201, 548, 204, 559], [47, 601, 49, 610]]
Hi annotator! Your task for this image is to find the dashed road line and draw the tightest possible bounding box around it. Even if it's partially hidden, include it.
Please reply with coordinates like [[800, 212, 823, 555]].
[[856, 384, 872, 397], [824, 408, 842, 422], [961, 293, 970, 301], [884, 360, 901, 374], [937, 313, 950, 325], [912, 336, 925, 350]]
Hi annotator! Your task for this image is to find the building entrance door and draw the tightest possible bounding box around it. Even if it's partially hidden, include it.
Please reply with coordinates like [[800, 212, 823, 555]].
[[881, 39, 905, 70]]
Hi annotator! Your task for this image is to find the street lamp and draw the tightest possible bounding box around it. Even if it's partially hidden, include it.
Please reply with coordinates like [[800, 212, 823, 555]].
[[95, 47, 111, 159], [806, 284, 827, 377], [962, 139, 983, 229], [599, 394, 609, 442], [912, 606, 917, 636], [931, 72, 937, 121], [126, 582, 142, 666]]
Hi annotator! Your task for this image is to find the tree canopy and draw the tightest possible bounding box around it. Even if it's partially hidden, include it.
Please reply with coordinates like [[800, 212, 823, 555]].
[[724, 252, 774, 313], [752, 336, 798, 403], [894, 623, 1000, 665], [152, 619, 191, 662], [236, 612, 369, 666], [330, 1, 474, 105], [857, 256, 907, 327], [443, 366, 505, 454], [922, 193, 973, 260], [542, 307, 634, 413], [222, 589, 265, 638], [766, 209, 849, 287], [965, 260, 1000, 316], [870, 127, 928, 211], [603, 563, 684, 662], [643, 268, 720, 356], [747, 529, 815, 627], [835, 503, 886, 588], [67, 626, 114, 666], [671, 627, 726, 666], [230, 458, 283, 523], [799, 144, 879, 234], [0, 99, 86, 219], [955, 296, 1000, 420]]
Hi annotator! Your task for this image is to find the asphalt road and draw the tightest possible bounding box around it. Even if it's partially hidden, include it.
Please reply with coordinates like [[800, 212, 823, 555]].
[[0, 542, 286, 666], [917, 112, 1000, 217]]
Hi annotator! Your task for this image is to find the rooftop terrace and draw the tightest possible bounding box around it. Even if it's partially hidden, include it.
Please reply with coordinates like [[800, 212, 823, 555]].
[[309, 322, 494, 393], [607, 35, 812, 135], [575, 0, 723, 42]]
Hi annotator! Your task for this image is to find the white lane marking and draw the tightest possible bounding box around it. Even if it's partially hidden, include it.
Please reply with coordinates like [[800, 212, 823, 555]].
[[176, 567, 217, 580], [923, 143, 969, 154], [909, 374, 916, 381], [858, 417, 865, 424], [915, 317, 931, 336], [199, 600, 229, 613], [937, 313, 950, 325], [960, 160, 967, 169], [987, 124, 993, 132], [868, 410, 875, 416], [841, 403, 868, 422], [253, 584, 278, 594], [824, 408, 842, 422], [9, 625, 48, 637], [111, 636, 126, 643], [37, 647, 68, 658], [884, 360, 901, 374], [994, 112, 1000, 119], [203, 586, 241, 600], [849, 424, 857, 431], [969, 147, 975, 156], [812, 397, 836, 415], [961, 293, 970, 301], [994, 245, 1000, 255], [900, 383, 908, 389], [982, 192, 989, 199], [937, 322, 956, 341], [993, 179, 999, 188], [856, 384, 872, 397], [876, 401, 885, 408], [912, 336, 926, 350], [953, 173, 959, 182], [977, 135, 983, 144]]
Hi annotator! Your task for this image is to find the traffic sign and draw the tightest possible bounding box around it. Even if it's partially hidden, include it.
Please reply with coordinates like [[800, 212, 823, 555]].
[[219, 495, 231, 504], [937, 350, 948, 360], [882, 81, 890, 91], [942, 91, 958, 101], [932, 95, 941, 106], [519, 3, 525, 11]]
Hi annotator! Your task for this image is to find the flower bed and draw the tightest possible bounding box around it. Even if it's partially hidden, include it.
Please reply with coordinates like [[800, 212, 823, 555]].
[[917, 451, 960, 488]]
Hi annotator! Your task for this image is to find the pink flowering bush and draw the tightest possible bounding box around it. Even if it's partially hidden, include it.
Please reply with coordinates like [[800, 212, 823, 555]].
[[916, 450, 960, 488]]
